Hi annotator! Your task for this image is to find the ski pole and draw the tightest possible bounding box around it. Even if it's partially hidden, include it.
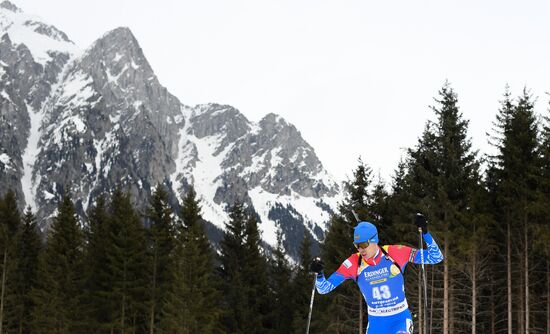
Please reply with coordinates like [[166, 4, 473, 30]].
[[419, 228, 429, 334], [305, 275, 317, 334]]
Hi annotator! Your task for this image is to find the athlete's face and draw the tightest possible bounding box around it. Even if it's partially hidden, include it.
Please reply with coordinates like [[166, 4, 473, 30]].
[[356, 242, 378, 258]]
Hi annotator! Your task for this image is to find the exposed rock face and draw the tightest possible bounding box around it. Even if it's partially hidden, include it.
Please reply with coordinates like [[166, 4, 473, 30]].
[[171, 104, 339, 257], [0, 2, 341, 259], [0, 1, 74, 206], [34, 27, 183, 220]]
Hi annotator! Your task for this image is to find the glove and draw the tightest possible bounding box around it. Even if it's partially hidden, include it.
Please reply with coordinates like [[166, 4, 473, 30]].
[[309, 257, 324, 274], [415, 213, 428, 234]]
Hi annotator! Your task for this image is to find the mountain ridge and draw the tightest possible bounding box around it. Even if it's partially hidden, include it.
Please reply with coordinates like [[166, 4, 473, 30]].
[[0, 3, 341, 259]]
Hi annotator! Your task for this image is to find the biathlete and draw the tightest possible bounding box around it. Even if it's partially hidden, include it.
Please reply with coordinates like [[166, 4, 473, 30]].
[[310, 214, 443, 334]]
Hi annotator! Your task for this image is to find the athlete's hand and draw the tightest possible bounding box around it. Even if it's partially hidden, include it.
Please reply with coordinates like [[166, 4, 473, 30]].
[[309, 257, 324, 274], [415, 213, 428, 234]]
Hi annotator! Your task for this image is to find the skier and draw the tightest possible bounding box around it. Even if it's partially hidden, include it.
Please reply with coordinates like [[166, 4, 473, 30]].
[[310, 214, 443, 334]]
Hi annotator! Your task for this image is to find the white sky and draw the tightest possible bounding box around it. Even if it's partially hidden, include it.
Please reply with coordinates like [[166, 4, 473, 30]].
[[15, 0, 550, 184]]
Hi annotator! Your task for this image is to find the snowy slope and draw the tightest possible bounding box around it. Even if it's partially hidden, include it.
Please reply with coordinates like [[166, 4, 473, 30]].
[[0, 1, 342, 260], [169, 104, 341, 252], [0, 1, 79, 65], [0, 1, 81, 210]]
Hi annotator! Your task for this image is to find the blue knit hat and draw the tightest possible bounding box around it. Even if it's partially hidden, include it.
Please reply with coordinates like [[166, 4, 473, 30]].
[[353, 221, 378, 244]]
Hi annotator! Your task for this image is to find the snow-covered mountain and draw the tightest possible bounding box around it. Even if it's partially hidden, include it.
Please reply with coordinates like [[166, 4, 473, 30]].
[[0, 0, 79, 211], [0, 1, 341, 259]]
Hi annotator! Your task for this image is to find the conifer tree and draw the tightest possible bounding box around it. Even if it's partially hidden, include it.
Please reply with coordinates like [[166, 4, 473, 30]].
[[145, 184, 175, 334], [392, 83, 480, 333], [291, 234, 315, 334], [369, 175, 391, 239], [219, 202, 273, 333], [31, 193, 86, 334], [488, 88, 539, 333], [386, 160, 416, 240], [160, 186, 221, 333], [242, 213, 273, 333], [6, 207, 41, 334], [270, 232, 293, 333], [537, 100, 550, 334], [0, 190, 20, 334], [103, 188, 148, 333], [432, 84, 479, 334], [219, 202, 248, 333], [84, 195, 114, 332]]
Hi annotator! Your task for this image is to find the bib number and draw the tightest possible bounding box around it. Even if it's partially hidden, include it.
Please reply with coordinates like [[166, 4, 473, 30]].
[[372, 285, 391, 300]]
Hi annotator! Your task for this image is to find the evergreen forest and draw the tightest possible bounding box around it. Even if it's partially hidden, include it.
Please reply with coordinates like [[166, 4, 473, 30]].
[[1, 83, 550, 333]]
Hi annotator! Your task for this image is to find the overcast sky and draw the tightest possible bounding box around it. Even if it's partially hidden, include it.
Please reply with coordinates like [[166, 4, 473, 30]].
[[17, 0, 550, 184]]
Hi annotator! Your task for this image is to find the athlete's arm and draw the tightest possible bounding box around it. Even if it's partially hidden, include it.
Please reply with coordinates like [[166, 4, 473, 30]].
[[411, 232, 444, 264], [315, 256, 357, 294]]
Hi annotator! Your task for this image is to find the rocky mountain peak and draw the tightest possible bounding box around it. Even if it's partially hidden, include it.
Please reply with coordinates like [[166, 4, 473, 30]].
[[0, 2, 79, 66], [190, 104, 251, 148], [86, 27, 148, 67], [78, 26, 157, 100], [0, 6, 342, 260], [0, 1, 20, 13], [261, 112, 284, 123], [23, 20, 73, 43], [259, 113, 291, 133]]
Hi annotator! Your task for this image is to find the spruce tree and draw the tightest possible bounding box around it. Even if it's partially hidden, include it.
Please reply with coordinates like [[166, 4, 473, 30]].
[[219, 202, 248, 333], [145, 184, 175, 334], [160, 185, 221, 333], [270, 232, 293, 333], [291, 234, 315, 334], [84, 195, 113, 332], [369, 175, 391, 240], [6, 207, 41, 334], [30, 193, 86, 334], [243, 213, 273, 333], [537, 97, 550, 334], [0, 190, 21, 334], [489, 88, 539, 333], [432, 83, 480, 334], [219, 202, 274, 333], [391, 83, 481, 333], [102, 188, 148, 333]]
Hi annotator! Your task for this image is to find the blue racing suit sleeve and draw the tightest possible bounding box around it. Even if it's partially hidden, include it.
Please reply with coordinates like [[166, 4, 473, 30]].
[[412, 232, 444, 264], [315, 255, 358, 294], [315, 271, 348, 294]]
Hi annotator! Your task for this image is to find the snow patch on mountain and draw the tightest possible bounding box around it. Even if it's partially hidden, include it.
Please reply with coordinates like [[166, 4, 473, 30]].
[[0, 153, 12, 170], [59, 70, 95, 106], [0, 89, 11, 103], [21, 103, 42, 211], [188, 132, 232, 230], [113, 52, 122, 62], [248, 186, 338, 245], [248, 187, 282, 246], [106, 64, 128, 83], [170, 105, 194, 192], [270, 147, 283, 167], [240, 150, 268, 177], [0, 2, 80, 65], [93, 128, 118, 181]]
